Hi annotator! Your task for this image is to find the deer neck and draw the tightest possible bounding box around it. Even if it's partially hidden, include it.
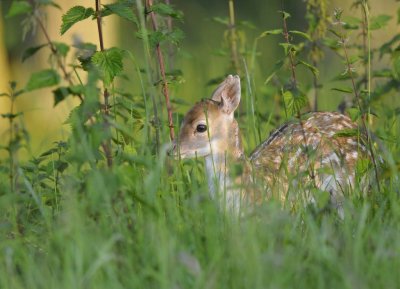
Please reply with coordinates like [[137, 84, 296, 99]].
[[204, 119, 244, 212]]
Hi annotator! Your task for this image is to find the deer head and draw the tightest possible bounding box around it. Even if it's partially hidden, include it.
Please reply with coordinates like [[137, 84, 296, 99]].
[[169, 75, 243, 160]]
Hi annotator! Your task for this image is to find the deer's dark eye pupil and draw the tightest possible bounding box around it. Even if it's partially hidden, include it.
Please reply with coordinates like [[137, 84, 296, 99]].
[[196, 124, 207, 133]]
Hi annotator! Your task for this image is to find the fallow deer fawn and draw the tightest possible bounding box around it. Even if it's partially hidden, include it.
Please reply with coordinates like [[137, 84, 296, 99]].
[[170, 75, 370, 213]]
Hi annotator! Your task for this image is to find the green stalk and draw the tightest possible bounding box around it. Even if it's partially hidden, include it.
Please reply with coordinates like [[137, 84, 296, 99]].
[[136, 0, 161, 154]]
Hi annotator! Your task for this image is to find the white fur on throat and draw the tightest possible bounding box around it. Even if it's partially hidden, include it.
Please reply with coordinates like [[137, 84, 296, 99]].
[[205, 153, 241, 213]]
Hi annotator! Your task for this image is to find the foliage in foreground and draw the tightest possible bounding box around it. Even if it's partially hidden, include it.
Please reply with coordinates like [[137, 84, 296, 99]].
[[1, 0, 400, 288]]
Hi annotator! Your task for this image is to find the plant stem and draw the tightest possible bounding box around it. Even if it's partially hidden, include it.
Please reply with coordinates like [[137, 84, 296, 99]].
[[228, 0, 240, 74], [164, 0, 175, 70], [282, 16, 297, 88], [95, 0, 113, 167], [146, 0, 175, 141], [28, 2, 83, 102], [361, 2, 369, 90], [9, 94, 15, 193], [281, 11, 315, 181], [312, 57, 319, 111], [136, 0, 160, 154], [341, 34, 381, 193]]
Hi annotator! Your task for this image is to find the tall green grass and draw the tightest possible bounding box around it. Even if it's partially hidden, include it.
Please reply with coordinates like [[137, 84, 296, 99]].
[[1, 0, 400, 288]]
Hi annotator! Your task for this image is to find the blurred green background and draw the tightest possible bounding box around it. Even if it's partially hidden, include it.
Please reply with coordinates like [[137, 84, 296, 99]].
[[0, 0, 397, 156]]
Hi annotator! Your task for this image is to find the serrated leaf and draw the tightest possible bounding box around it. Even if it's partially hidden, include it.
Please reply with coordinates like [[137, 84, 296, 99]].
[[148, 31, 166, 46], [6, 1, 32, 18], [149, 3, 183, 20], [92, 47, 124, 86], [297, 60, 319, 77], [283, 90, 307, 115], [290, 30, 311, 41], [22, 44, 47, 62], [60, 6, 94, 35], [370, 15, 392, 30], [331, 87, 353, 93], [25, 69, 60, 91], [168, 28, 185, 45], [104, 2, 138, 24]]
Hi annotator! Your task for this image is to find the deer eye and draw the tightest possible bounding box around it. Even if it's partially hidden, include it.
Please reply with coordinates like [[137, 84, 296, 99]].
[[196, 124, 207, 133]]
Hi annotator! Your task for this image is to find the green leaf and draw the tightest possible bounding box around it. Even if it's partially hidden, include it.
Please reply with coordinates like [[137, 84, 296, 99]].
[[53, 42, 70, 57], [279, 11, 291, 20], [25, 69, 60, 91], [342, 16, 361, 30], [380, 34, 400, 57], [334, 128, 359, 138], [322, 37, 340, 50], [392, 53, 400, 80], [148, 31, 166, 46], [212, 17, 229, 25], [290, 30, 311, 41], [347, 55, 361, 65], [279, 43, 290, 55], [327, 28, 342, 39], [168, 28, 185, 45], [52, 85, 84, 106], [92, 47, 124, 86], [149, 3, 183, 20], [53, 87, 70, 106], [264, 59, 284, 84], [6, 1, 32, 18], [22, 44, 47, 62], [283, 89, 307, 115], [297, 60, 319, 77], [1, 112, 23, 120], [370, 15, 392, 30], [346, 107, 361, 122], [60, 6, 94, 35], [257, 29, 283, 39], [103, 2, 138, 24], [331, 87, 353, 93], [373, 69, 393, 78]]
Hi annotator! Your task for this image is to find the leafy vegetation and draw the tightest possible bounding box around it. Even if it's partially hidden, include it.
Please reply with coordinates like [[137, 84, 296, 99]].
[[0, 0, 400, 288]]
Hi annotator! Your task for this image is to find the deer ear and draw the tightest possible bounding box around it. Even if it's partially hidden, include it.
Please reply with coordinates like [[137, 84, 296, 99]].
[[211, 75, 241, 115]]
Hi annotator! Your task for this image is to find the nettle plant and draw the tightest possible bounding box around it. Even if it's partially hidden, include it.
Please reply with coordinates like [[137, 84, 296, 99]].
[[0, 0, 399, 216], [1, 0, 184, 216], [259, 2, 398, 185]]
